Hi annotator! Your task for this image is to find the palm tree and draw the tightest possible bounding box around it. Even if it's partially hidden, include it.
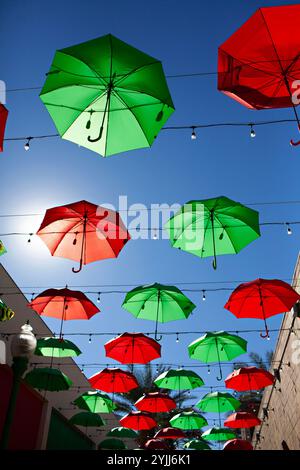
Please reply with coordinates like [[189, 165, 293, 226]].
[[112, 364, 200, 448]]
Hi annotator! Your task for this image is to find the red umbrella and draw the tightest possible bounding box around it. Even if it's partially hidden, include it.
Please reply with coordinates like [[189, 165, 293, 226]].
[[225, 367, 275, 392], [224, 411, 261, 429], [28, 288, 99, 338], [0, 104, 8, 152], [37, 200, 130, 273], [88, 367, 138, 393], [135, 392, 176, 413], [224, 278, 300, 338], [105, 333, 161, 364], [223, 439, 253, 451], [144, 439, 169, 450], [218, 4, 300, 145], [154, 427, 185, 440], [120, 411, 157, 431]]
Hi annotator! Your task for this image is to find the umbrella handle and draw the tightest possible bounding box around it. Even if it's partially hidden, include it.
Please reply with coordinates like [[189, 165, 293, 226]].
[[216, 366, 223, 381], [88, 126, 103, 143], [154, 333, 163, 341], [72, 258, 83, 273], [290, 124, 300, 146], [212, 257, 217, 270], [260, 317, 270, 339]]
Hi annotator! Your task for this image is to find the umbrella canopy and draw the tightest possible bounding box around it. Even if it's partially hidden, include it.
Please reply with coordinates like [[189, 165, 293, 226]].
[[122, 283, 195, 341], [0, 104, 8, 152], [28, 287, 99, 338], [223, 439, 253, 451], [70, 411, 105, 427], [218, 4, 300, 145], [195, 391, 241, 414], [184, 439, 211, 450], [74, 391, 116, 413], [105, 332, 161, 364], [35, 337, 81, 357], [202, 427, 236, 442], [107, 427, 138, 438], [135, 392, 176, 413], [25, 367, 72, 391], [154, 427, 185, 440], [225, 367, 275, 391], [0, 240, 7, 256], [224, 278, 300, 338], [154, 368, 204, 390], [120, 411, 157, 431], [224, 411, 261, 429], [89, 367, 138, 393], [37, 200, 130, 273], [40, 34, 174, 157], [98, 439, 127, 450], [188, 331, 247, 381], [0, 298, 15, 322], [169, 411, 207, 430], [144, 439, 169, 450], [164, 196, 260, 269]]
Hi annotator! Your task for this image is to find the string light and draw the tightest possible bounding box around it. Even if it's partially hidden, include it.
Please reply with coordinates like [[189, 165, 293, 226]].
[[207, 365, 211, 375], [24, 137, 32, 151], [88, 334, 92, 344], [27, 233, 33, 243], [153, 230, 158, 240], [176, 333, 179, 343], [286, 223, 292, 235], [250, 124, 256, 138], [191, 127, 197, 140], [97, 292, 101, 303], [202, 290, 206, 301]]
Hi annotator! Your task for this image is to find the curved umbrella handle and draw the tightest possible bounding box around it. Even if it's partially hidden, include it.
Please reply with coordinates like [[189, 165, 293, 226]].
[[88, 126, 103, 143], [154, 333, 163, 342], [260, 318, 270, 339], [216, 367, 223, 381], [72, 258, 83, 273], [290, 124, 300, 146]]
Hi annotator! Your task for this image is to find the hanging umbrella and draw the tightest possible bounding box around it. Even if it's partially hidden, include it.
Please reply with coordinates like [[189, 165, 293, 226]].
[[218, 4, 300, 145], [154, 368, 204, 390], [0, 299, 15, 322], [0, 240, 7, 256], [37, 200, 130, 273], [135, 392, 176, 413], [28, 287, 99, 338], [122, 283, 195, 341], [89, 367, 138, 393], [225, 367, 275, 391], [170, 411, 207, 430], [40, 34, 174, 157], [184, 439, 211, 450], [224, 411, 261, 428], [223, 439, 253, 451], [98, 439, 127, 450], [35, 337, 81, 357], [120, 411, 157, 431], [224, 278, 300, 338], [0, 104, 8, 152], [107, 427, 138, 438], [164, 196, 260, 269], [154, 427, 185, 440], [144, 439, 169, 450], [74, 391, 116, 413], [70, 411, 105, 427], [25, 367, 72, 391], [105, 332, 161, 364], [195, 391, 241, 413], [188, 331, 247, 381], [202, 427, 236, 442]]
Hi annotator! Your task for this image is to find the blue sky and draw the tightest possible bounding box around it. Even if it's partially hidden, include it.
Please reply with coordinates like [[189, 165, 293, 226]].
[[1, 0, 300, 435]]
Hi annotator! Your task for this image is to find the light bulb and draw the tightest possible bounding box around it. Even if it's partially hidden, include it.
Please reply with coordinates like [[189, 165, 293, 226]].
[[88, 334, 92, 344], [286, 224, 292, 235], [24, 138, 31, 151], [202, 291, 206, 301], [153, 230, 158, 240], [191, 128, 197, 140], [250, 125, 256, 138], [97, 293, 101, 303], [176, 333, 179, 343]]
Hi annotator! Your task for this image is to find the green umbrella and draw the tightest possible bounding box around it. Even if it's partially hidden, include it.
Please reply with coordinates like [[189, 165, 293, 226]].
[[0, 240, 7, 256], [0, 298, 15, 322], [40, 34, 174, 157], [188, 331, 247, 381], [184, 439, 211, 450], [170, 411, 208, 430], [69, 411, 105, 427], [98, 438, 127, 450], [202, 427, 236, 442], [195, 392, 241, 413], [35, 337, 81, 358], [164, 196, 260, 269], [74, 391, 116, 413], [154, 369, 204, 390], [122, 283, 195, 340], [107, 427, 138, 438], [25, 367, 72, 391]]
